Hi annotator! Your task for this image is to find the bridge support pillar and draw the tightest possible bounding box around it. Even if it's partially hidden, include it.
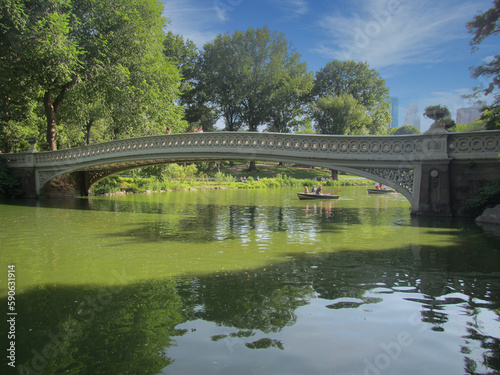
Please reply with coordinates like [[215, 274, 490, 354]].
[[9, 167, 38, 198], [39, 171, 89, 197], [413, 162, 452, 216]]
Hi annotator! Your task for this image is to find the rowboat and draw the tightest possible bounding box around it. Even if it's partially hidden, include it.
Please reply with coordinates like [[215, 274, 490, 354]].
[[297, 193, 339, 200], [367, 188, 395, 194]]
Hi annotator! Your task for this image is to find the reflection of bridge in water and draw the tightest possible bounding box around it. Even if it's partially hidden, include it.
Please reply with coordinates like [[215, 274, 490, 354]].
[[2, 130, 500, 216]]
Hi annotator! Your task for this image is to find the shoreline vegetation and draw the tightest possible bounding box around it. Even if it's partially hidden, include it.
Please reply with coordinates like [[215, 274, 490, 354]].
[[90, 162, 372, 196]]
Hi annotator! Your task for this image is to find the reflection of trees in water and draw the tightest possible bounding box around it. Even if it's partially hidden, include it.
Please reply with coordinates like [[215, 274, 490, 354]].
[[5, 241, 500, 373], [8, 280, 186, 375], [175, 245, 500, 373], [177, 271, 313, 333], [461, 302, 500, 375]]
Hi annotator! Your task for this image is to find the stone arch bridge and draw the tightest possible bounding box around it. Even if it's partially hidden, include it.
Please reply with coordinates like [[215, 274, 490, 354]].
[[2, 131, 500, 216]]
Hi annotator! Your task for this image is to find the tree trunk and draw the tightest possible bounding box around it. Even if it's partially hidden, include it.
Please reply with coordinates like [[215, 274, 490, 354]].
[[86, 119, 94, 145], [43, 81, 74, 151], [44, 91, 57, 151], [248, 161, 259, 172], [331, 169, 339, 180]]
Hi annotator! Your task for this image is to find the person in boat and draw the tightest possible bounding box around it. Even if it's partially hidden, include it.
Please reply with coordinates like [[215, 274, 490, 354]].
[[311, 185, 316, 194], [304, 186, 309, 194], [315, 185, 322, 195]]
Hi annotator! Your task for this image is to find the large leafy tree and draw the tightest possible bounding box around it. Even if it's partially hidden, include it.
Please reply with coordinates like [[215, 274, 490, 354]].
[[202, 26, 312, 133], [1, 0, 79, 150], [312, 94, 372, 135], [312, 60, 391, 134], [1, 0, 184, 150], [163, 31, 217, 132], [200, 32, 243, 132], [266, 53, 314, 133], [201, 27, 313, 170], [467, 0, 500, 129]]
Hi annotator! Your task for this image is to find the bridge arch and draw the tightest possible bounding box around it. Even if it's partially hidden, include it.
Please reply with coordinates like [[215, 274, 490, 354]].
[[2, 131, 500, 216], [47, 157, 415, 207]]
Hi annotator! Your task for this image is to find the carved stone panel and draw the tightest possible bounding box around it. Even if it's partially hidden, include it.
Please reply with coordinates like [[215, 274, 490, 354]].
[[360, 168, 414, 195]]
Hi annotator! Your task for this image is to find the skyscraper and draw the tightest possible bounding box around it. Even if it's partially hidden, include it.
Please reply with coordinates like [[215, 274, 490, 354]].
[[404, 103, 420, 131], [390, 97, 399, 128], [457, 101, 485, 124]]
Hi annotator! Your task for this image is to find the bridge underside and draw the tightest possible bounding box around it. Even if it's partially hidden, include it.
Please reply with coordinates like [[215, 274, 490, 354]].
[[34, 153, 415, 197], [29, 153, 498, 217]]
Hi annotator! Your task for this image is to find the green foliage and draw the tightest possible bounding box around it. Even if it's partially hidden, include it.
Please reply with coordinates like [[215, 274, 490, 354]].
[[1, 0, 186, 150], [215, 172, 236, 183], [460, 180, 500, 216], [311, 94, 372, 135], [162, 164, 198, 182], [201, 26, 313, 133], [481, 103, 500, 130], [312, 60, 391, 133], [90, 176, 122, 195], [0, 160, 24, 198], [424, 105, 451, 120], [296, 122, 316, 134], [467, 1, 500, 130], [454, 118, 487, 132], [467, 1, 500, 97], [424, 105, 456, 130], [389, 125, 421, 135]]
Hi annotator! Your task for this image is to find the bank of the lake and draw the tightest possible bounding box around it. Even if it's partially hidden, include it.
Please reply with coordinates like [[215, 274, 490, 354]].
[[91, 163, 371, 195]]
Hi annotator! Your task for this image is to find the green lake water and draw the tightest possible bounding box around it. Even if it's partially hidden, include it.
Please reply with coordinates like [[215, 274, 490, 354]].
[[1, 187, 499, 375]]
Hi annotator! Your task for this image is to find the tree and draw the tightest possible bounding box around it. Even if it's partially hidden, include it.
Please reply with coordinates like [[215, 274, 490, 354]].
[[311, 94, 372, 135], [202, 27, 313, 170], [201, 32, 244, 132], [312, 60, 391, 134], [266, 56, 314, 133], [0, 0, 80, 150], [163, 32, 217, 131], [0, 0, 185, 150], [467, 0, 500, 129], [467, 0, 500, 96], [481, 103, 500, 130], [389, 125, 421, 135], [424, 105, 456, 131]]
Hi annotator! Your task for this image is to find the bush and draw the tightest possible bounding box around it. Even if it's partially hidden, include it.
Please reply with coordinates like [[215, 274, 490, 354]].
[[460, 181, 500, 216], [215, 172, 235, 183], [90, 176, 122, 195], [0, 160, 23, 198]]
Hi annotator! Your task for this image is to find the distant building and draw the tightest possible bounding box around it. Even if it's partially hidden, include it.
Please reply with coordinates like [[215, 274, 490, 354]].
[[457, 101, 485, 124], [404, 103, 420, 131], [390, 97, 399, 128]]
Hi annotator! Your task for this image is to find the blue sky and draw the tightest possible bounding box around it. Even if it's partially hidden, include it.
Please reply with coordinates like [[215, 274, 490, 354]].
[[161, 0, 499, 131]]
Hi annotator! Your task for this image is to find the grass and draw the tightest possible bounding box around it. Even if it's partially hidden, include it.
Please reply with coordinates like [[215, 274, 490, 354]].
[[90, 162, 372, 195]]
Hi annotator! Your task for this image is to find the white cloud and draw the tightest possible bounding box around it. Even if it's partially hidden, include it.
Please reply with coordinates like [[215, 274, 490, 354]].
[[313, 0, 487, 70], [162, 0, 222, 48], [272, 0, 309, 19]]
